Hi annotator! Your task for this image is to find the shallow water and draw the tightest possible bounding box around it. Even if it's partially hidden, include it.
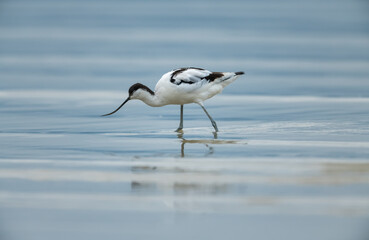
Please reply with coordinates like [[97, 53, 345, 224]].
[[1, 0, 369, 240]]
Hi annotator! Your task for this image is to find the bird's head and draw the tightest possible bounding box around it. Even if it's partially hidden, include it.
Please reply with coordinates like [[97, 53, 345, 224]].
[[128, 83, 154, 100], [101, 83, 154, 116]]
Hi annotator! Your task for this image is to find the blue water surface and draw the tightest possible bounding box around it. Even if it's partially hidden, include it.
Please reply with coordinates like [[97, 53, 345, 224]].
[[1, 0, 369, 240]]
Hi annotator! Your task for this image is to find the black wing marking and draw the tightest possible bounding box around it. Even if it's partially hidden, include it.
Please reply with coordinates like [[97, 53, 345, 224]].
[[170, 67, 223, 85], [203, 72, 224, 82], [170, 67, 204, 85]]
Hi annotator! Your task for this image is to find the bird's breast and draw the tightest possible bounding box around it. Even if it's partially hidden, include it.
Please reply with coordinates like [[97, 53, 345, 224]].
[[156, 83, 223, 105]]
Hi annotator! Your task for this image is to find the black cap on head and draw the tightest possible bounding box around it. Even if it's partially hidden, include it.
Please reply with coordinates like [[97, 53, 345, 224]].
[[129, 83, 154, 96]]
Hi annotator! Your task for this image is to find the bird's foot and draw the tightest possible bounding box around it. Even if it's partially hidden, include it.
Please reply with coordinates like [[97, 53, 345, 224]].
[[212, 131, 218, 139], [175, 128, 184, 138], [175, 128, 183, 133]]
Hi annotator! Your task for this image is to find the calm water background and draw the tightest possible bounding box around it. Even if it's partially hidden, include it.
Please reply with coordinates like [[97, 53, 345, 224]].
[[1, 0, 369, 239]]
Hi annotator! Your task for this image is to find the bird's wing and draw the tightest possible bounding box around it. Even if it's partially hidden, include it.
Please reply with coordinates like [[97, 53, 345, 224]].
[[170, 67, 218, 86]]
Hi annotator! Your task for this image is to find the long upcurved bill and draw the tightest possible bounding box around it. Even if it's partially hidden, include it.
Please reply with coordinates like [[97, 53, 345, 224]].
[[101, 97, 130, 116]]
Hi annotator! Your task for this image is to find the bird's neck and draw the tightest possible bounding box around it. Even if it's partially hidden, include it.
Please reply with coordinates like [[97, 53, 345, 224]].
[[137, 89, 163, 107]]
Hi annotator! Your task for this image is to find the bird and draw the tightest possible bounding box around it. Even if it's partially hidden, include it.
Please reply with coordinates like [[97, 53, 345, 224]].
[[102, 67, 244, 132]]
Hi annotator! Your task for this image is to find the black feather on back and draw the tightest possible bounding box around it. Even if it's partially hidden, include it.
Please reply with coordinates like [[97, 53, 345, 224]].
[[203, 72, 224, 82], [170, 67, 223, 85]]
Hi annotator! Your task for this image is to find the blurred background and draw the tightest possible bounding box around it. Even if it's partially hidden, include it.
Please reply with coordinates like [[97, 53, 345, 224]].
[[1, 0, 368, 96], [1, 0, 369, 240]]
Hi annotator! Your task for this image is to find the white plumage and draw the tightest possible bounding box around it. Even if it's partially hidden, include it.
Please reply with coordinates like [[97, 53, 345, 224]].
[[102, 67, 244, 132]]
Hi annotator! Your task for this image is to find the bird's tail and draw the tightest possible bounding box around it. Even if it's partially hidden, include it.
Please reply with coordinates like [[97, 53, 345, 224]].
[[219, 71, 244, 81], [216, 71, 244, 87]]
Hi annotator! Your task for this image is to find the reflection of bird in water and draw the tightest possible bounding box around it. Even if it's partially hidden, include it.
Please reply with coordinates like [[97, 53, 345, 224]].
[[182, 140, 214, 158], [130, 137, 248, 195], [179, 137, 240, 157], [130, 136, 248, 196], [102, 67, 244, 132]]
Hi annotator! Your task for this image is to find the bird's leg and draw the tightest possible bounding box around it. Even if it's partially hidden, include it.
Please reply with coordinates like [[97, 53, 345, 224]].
[[198, 103, 219, 132], [175, 105, 184, 132]]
